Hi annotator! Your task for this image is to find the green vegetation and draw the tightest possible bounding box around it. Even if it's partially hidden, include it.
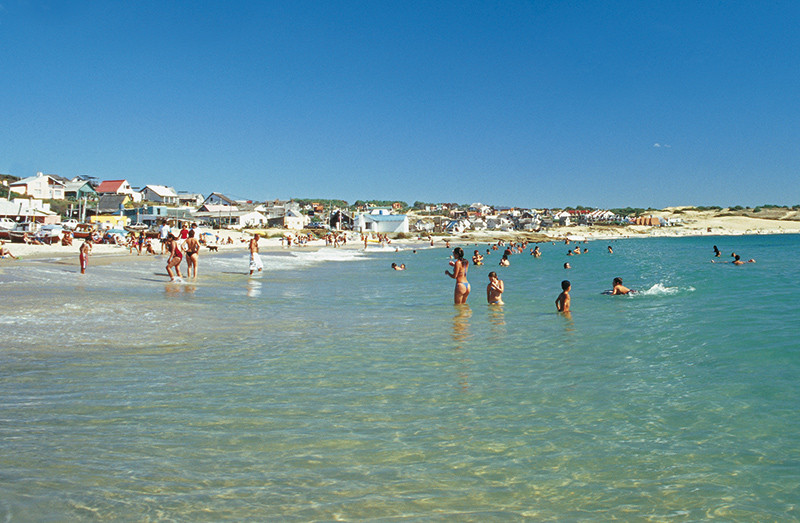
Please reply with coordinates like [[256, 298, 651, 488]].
[[609, 207, 655, 217], [353, 200, 409, 209], [293, 198, 350, 209]]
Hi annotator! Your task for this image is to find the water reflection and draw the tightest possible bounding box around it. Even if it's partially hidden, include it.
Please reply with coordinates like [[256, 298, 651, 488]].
[[451, 305, 472, 344], [451, 305, 472, 392], [164, 283, 197, 296], [246, 280, 262, 298], [488, 305, 506, 338]]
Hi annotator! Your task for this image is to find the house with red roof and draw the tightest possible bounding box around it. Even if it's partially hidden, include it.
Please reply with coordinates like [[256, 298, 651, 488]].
[[96, 179, 142, 202]]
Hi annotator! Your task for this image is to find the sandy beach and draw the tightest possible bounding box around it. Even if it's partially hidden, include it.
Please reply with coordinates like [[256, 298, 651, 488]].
[[2, 208, 798, 263]]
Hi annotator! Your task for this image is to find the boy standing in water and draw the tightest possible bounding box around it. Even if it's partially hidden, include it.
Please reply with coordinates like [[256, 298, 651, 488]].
[[555, 280, 571, 313]]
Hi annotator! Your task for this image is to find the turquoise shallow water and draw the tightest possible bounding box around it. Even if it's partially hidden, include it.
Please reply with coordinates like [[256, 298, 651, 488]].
[[1, 235, 798, 520]]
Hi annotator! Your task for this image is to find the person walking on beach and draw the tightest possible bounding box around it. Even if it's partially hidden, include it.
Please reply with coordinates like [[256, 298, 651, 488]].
[[165, 235, 183, 282], [159, 220, 170, 254], [184, 229, 200, 279], [445, 246, 470, 304], [79, 238, 92, 274], [249, 234, 263, 275], [555, 280, 571, 313], [487, 271, 504, 305]]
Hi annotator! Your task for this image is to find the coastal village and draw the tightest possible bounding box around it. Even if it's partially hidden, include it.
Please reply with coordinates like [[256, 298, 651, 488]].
[[1, 172, 799, 250]]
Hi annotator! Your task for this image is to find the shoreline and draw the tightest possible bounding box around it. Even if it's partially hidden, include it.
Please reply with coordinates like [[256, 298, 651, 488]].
[[3, 219, 799, 263]]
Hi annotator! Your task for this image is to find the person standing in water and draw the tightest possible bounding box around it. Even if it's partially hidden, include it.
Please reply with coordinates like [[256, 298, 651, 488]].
[[79, 237, 92, 274], [445, 246, 470, 304], [486, 271, 504, 305], [249, 234, 263, 275], [166, 235, 183, 282], [184, 229, 200, 279], [555, 280, 571, 313]]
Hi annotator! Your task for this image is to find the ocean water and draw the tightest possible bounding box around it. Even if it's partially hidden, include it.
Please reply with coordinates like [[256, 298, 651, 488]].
[[0, 235, 798, 520]]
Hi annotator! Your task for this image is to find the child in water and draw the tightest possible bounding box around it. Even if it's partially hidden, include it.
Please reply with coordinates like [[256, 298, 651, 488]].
[[555, 280, 571, 312]]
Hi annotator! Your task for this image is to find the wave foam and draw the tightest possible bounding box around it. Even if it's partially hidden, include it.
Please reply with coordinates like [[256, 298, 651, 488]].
[[637, 283, 694, 296]]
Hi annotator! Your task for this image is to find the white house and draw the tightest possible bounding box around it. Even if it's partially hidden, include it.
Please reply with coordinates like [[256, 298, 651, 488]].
[[193, 209, 267, 229], [202, 192, 237, 206], [0, 197, 59, 223], [177, 193, 204, 207], [355, 212, 409, 234], [140, 185, 179, 205], [8, 173, 65, 200]]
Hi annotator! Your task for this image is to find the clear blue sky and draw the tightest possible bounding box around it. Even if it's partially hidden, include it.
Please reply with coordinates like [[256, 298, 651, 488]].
[[1, 1, 798, 208]]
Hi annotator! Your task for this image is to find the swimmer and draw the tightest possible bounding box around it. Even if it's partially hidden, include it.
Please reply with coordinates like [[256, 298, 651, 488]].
[[391, 263, 405, 271], [711, 254, 755, 265], [611, 277, 633, 295], [555, 280, 571, 312], [472, 250, 484, 266], [713, 245, 721, 257], [486, 271, 504, 305], [445, 247, 470, 304], [607, 245, 613, 254], [499, 254, 510, 266], [564, 262, 571, 269]]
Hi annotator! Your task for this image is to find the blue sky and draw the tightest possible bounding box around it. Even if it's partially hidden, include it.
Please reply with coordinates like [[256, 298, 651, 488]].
[[1, 1, 798, 208]]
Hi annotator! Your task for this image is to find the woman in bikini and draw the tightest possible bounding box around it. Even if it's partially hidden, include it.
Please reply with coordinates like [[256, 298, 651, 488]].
[[165, 234, 184, 281], [184, 229, 200, 279], [445, 246, 470, 304]]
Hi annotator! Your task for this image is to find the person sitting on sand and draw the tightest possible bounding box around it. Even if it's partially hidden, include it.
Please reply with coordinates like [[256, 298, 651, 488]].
[[486, 271, 504, 305], [0, 241, 18, 259], [612, 277, 633, 295], [555, 280, 571, 313], [61, 230, 73, 246]]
